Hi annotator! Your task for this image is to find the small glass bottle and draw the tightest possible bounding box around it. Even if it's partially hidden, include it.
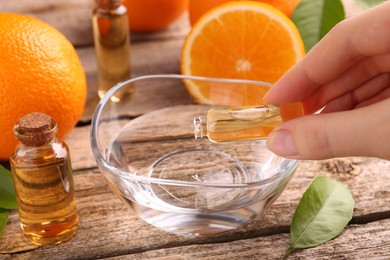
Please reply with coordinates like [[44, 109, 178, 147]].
[[10, 112, 79, 246], [194, 103, 303, 142], [92, 0, 132, 102]]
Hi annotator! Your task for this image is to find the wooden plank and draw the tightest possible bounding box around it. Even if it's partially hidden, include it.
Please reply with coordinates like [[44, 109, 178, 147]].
[[130, 13, 190, 43], [65, 125, 96, 171], [108, 219, 390, 259], [77, 37, 189, 122], [1, 155, 389, 259], [73, 23, 186, 81], [0, 0, 95, 47], [0, 0, 190, 47], [3, 215, 390, 260]]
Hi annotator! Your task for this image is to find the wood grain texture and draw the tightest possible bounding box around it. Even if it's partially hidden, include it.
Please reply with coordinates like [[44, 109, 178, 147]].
[[0, 0, 95, 47], [108, 219, 390, 260], [1, 1, 389, 259], [1, 150, 389, 259], [0, 0, 190, 47], [77, 37, 188, 122]]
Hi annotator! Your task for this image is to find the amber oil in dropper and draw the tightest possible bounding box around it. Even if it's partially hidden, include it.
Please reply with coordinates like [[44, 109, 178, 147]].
[[93, 0, 132, 102], [10, 112, 78, 246], [194, 102, 303, 142]]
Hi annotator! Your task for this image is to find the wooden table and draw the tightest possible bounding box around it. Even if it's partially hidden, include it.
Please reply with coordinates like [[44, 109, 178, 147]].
[[1, 1, 389, 259]]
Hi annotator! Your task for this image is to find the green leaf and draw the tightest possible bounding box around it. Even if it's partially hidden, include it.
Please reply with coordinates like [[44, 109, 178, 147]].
[[355, 0, 386, 9], [286, 176, 354, 256], [0, 208, 9, 237], [292, 0, 345, 52], [0, 164, 17, 209]]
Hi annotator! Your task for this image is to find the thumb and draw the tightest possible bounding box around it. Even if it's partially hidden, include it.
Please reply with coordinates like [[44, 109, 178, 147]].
[[266, 99, 390, 160]]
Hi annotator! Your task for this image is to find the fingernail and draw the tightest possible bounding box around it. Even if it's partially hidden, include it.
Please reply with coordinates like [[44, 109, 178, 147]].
[[267, 129, 298, 156]]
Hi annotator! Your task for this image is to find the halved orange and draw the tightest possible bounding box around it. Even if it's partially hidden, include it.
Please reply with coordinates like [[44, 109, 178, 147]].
[[181, 1, 305, 114]]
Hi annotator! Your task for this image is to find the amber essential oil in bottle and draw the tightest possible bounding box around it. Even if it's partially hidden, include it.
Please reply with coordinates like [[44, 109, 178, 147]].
[[10, 113, 78, 246], [93, 0, 131, 101], [194, 102, 304, 142], [194, 105, 283, 142]]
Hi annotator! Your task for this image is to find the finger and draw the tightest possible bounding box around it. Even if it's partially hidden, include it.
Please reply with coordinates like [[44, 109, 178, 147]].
[[355, 87, 390, 109], [321, 73, 390, 113], [266, 98, 390, 160], [264, 2, 390, 104], [303, 54, 390, 113]]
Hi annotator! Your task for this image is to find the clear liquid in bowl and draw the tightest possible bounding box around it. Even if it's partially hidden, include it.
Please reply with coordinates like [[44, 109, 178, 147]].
[[102, 105, 296, 236]]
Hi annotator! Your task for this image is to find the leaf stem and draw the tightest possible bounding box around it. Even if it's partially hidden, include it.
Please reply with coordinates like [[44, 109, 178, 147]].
[[282, 246, 294, 260]]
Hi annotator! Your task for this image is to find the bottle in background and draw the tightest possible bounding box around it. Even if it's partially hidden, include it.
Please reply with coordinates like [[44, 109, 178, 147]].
[[10, 112, 79, 246], [93, 0, 132, 102]]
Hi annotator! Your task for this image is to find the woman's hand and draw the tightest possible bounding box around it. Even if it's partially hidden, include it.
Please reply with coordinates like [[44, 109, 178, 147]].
[[264, 2, 390, 160]]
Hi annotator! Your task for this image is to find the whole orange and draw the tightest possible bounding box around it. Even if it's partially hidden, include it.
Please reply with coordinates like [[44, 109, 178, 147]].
[[123, 0, 189, 32], [189, 0, 300, 25], [0, 13, 87, 160]]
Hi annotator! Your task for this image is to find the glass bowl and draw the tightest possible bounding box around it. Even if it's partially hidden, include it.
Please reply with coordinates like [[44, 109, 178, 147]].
[[90, 74, 298, 236]]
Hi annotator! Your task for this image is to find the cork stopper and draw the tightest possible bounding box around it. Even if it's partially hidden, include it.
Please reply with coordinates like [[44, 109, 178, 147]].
[[14, 112, 57, 147]]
